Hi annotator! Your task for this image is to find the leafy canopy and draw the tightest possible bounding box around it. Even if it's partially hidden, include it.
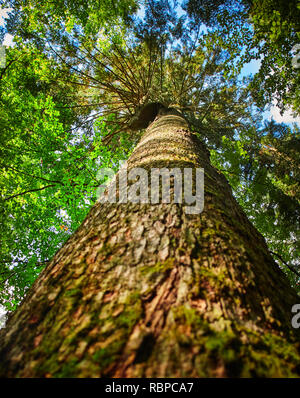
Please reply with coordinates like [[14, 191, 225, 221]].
[[183, 0, 300, 115]]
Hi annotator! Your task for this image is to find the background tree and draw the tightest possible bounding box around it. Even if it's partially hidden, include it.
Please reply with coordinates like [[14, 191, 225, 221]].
[[0, 1, 137, 309], [211, 121, 300, 289], [183, 0, 300, 114]]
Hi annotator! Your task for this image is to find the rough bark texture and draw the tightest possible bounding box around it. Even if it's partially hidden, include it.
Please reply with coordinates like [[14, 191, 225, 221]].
[[1, 109, 300, 377]]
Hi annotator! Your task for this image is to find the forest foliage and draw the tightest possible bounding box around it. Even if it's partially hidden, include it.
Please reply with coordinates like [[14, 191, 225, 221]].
[[0, 0, 299, 311]]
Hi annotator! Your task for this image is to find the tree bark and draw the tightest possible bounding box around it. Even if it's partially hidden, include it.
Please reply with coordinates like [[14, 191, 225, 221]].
[[1, 109, 300, 377]]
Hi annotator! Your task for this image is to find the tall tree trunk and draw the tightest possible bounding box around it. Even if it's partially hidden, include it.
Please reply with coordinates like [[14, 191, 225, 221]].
[[1, 109, 300, 377]]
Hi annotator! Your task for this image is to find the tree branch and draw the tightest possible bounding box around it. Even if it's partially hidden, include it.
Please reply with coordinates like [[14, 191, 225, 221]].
[[270, 250, 300, 279], [3, 185, 56, 202]]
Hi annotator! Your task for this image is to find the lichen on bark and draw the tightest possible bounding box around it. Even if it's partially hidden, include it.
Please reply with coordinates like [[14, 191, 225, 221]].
[[0, 109, 299, 377]]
